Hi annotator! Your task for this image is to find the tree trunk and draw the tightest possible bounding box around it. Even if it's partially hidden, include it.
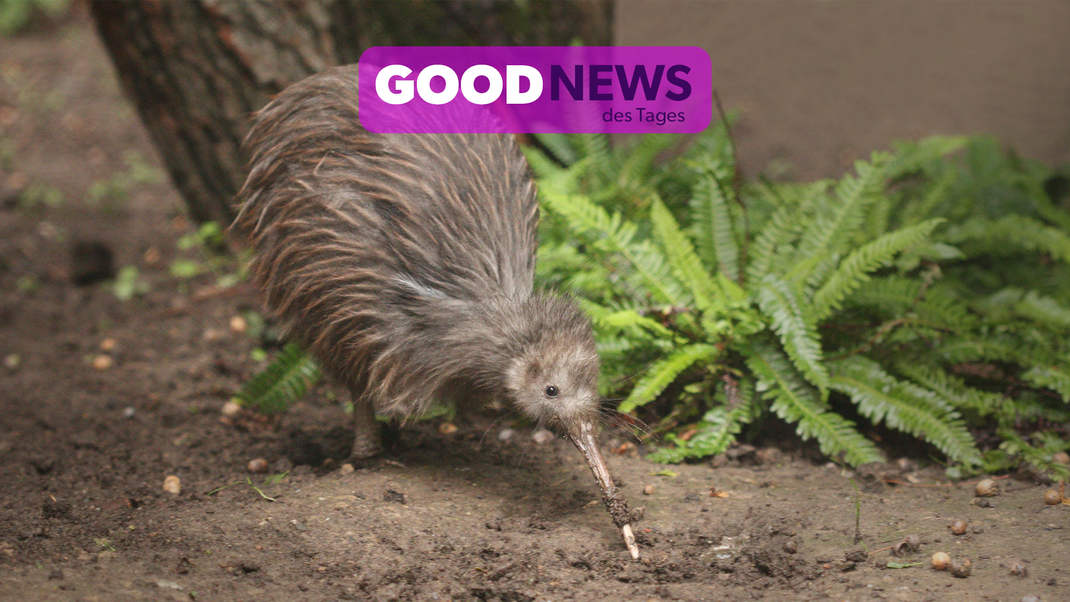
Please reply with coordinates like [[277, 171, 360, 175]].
[[89, 0, 613, 226]]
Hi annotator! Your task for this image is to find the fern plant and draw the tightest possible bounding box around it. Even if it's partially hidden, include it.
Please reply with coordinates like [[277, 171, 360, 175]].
[[237, 342, 322, 415], [528, 128, 1069, 478], [236, 125, 1069, 480]]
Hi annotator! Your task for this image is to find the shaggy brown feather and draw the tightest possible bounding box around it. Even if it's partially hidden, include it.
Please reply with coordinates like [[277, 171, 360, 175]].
[[231, 65, 638, 559], [231, 65, 597, 433]]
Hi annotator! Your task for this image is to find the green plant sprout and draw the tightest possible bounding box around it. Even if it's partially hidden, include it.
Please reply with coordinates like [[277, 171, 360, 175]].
[[234, 125, 1070, 480]]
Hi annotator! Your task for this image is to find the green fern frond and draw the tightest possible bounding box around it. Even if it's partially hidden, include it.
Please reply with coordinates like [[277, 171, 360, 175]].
[[789, 156, 887, 285], [521, 142, 567, 182], [996, 427, 1070, 482], [745, 340, 883, 466], [756, 274, 829, 393], [847, 278, 976, 335], [848, 276, 923, 311], [1015, 291, 1070, 329], [541, 190, 688, 305], [896, 170, 957, 226], [238, 342, 322, 415], [647, 377, 756, 463], [912, 287, 977, 334], [886, 136, 969, 179], [616, 133, 680, 192], [895, 363, 1007, 418], [618, 343, 722, 413], [746, 182, 831, 283], [937, 337, 1026, 365], [575, 133, 611, 166], [577, 297, 675, 340], [530, 132, 579, 166], [1022, 365, 1070, 403], [830, 357, 982, 466], [689, 166, 741, 281], [945, 214, 1070, 265], [811, 219, 945, 321], [649, 195, 723, 314]]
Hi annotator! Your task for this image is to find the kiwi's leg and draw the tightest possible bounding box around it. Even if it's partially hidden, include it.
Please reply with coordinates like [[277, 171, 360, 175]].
[[350, 393, 383, 460]]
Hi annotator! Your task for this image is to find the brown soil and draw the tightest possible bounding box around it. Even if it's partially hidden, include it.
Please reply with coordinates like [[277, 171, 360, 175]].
[[1, 13, 1067, 602]]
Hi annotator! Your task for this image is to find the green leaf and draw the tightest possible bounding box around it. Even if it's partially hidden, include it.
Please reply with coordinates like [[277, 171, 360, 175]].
[[885, 136, 969, 178], [649, 195, 722, 314], [745, 340, 883, 466], [811, 219, 945, 321], [170, 259, 204, 279], [541, 190, 687, 305], [1015, 291, 1070, 329], [896, 363, 1007, 418], [238, 342, 322, 414], [649, 469, 678, 478], [830, 357, 982, 466], [1022, 365, 1070, 403], [618, 343, 722, 413], [746, 184, 810, 283], [885, 562, 923, 570], [945, 214, 1070, 265], [756, 274, 829, 394], [789, 156, 887, 286], [689, 165, 740, 281], [647, 377, 756, 463], [577, 298, 674, 339]]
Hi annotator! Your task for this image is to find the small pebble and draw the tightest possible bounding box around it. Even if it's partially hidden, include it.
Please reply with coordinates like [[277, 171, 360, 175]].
[[202, 328, 224, 342], [247, 458, 269, 473], [162, 475, 181, 495], [1010, 562, 1028, 578], [221, 400, 242, 418], [971, 524, 984, 534], [643, 484, 655, 495], [949, 558, 972, 578], [1021, 595, 1040, 602], [122, 406, 136, 419], [783, 539, 798, 554], [142, 247, 161, 266], [1043, 489, 1062, 505], [92, 355, 113, 371], [438, 422, 458, 435], [229, 315, 248, 333], [844, 549, 867, 563], [531, 429, 554, 445], [497, 428, 515, 442], [339, 463, 354, 475], [974, 478, 999, 497], [950, 520, 967, 535], [1053, 451, 1070, 465], [4, 354, 20, 370], [895, 457, 918, 472], [99, 338, 117, 352], [931, 551, 950, 571], [893, 534, 922, 556]]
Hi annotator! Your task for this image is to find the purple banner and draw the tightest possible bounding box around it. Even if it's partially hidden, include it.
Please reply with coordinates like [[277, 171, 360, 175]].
[[358, 46, 712, 134]]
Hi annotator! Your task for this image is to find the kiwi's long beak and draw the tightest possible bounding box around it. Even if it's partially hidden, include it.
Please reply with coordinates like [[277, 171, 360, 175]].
[[569, 420, 640, 560]]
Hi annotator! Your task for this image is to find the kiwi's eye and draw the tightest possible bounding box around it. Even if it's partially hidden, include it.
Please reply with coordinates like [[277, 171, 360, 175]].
[[544, 385, 558, 398]]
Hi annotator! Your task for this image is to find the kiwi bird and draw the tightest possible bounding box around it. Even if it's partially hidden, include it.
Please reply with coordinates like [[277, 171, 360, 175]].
[[231, 65, 638, 559]]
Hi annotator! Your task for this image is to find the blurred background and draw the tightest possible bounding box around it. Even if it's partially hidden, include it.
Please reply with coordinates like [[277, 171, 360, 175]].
[[3, 0, 1067, 225], [620, 0, 1070, 180]]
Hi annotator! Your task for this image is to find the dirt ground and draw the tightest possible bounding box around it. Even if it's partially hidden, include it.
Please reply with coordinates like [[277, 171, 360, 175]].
[[1, 13, 1067, 602]]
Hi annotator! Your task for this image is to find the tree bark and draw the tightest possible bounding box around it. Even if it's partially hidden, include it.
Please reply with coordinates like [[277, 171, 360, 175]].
[[89, 0, 613, 226]]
